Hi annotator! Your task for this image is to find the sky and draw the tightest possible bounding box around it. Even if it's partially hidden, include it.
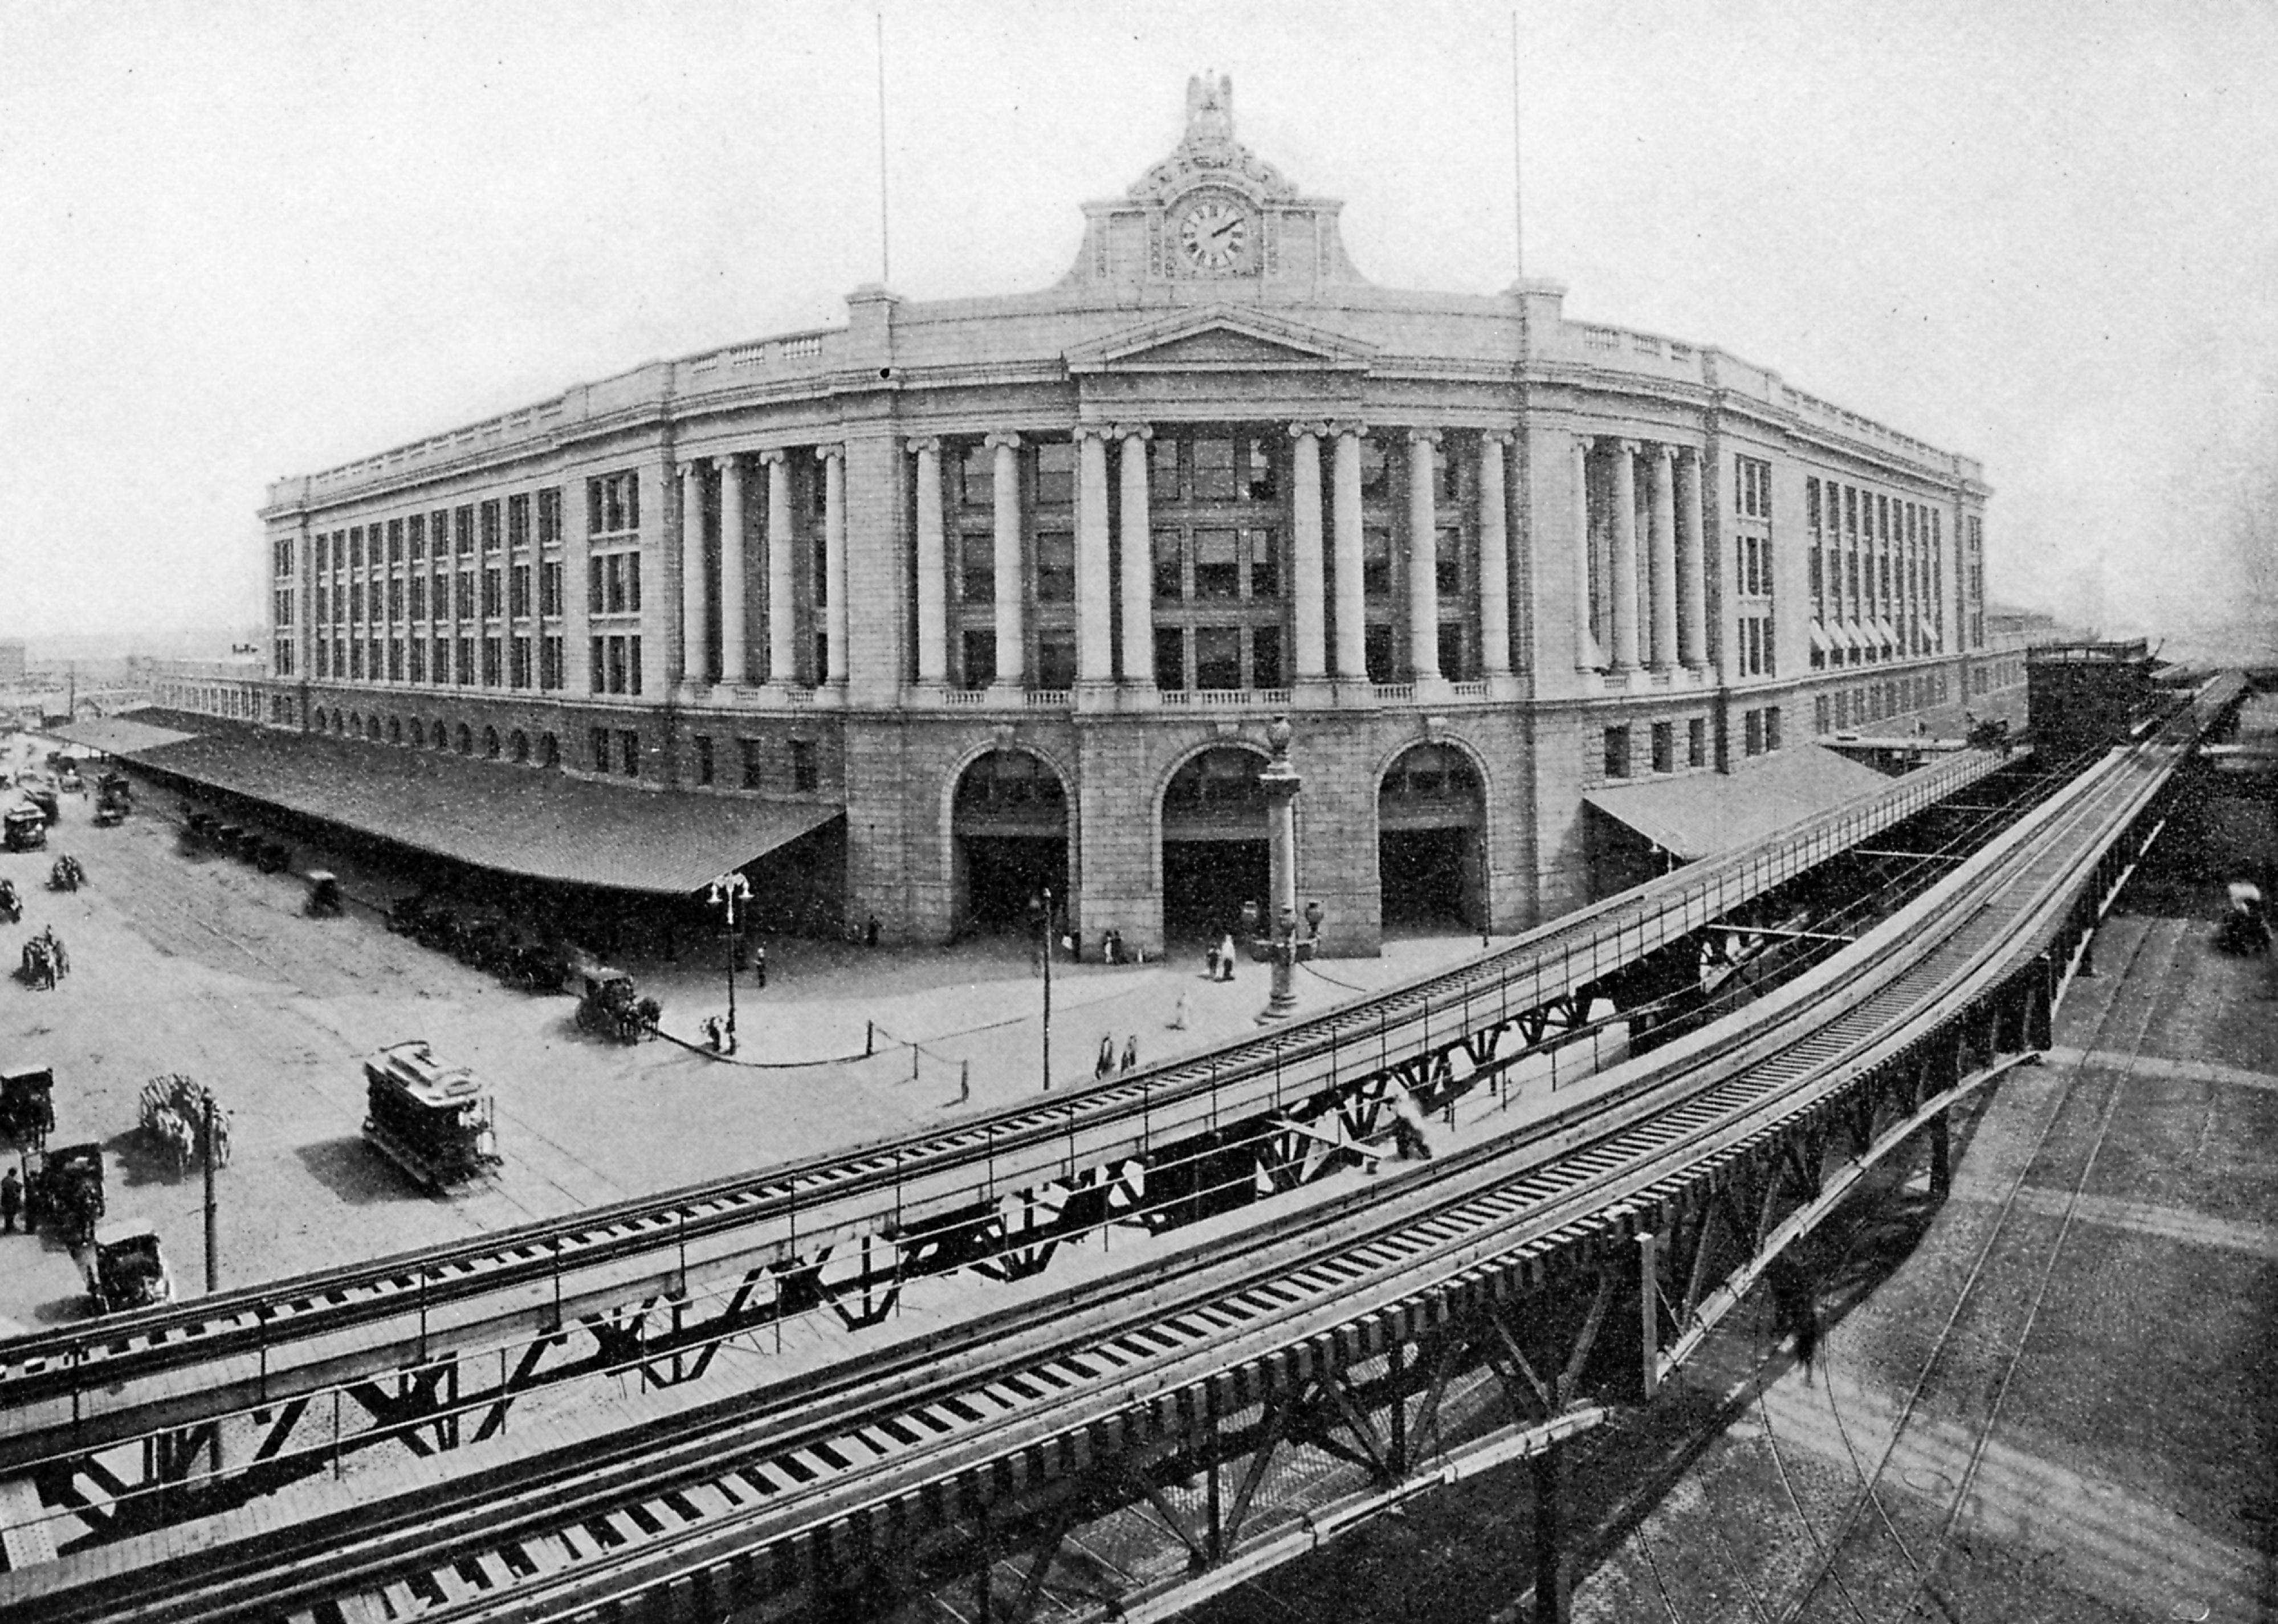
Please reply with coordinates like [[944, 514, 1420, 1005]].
[[3, 0, 2275, 648]]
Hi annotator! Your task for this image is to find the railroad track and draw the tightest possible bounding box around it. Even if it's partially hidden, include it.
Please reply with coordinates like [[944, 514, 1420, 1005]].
[[0, 744, 2022, 1425], [3, 690, 2211, 1622]]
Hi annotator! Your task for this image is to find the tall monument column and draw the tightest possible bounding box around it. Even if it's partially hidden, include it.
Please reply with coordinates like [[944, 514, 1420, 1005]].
[[1289, 422, 1329, 684], [1116, 425, 1155, 686], [680, 457, 710, 684], [1406, 429, 1442, 682], [1649, 443, 1678, 670], [1479, 431, 1513, 678], [1610, 440, 1641, 670], [718, 454, 748, 685], [1075, 426, 1114, 685], [1331, 423, 1368, 682], [761, 450, 796, 685], [1574, 436, 1599, 669], [987, 432, 1024, 686], [1677, 446, 1706, 670], [817, 444, 847, 685], [910, 438, 947, 687]]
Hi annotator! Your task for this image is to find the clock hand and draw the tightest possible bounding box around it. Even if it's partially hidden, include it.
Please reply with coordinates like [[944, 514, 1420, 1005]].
[[1209, 219, 1239, 243]]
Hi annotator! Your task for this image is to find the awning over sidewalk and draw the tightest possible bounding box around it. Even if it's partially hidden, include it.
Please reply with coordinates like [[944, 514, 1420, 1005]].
[[120, 727, 841, 895], [1584, 743, 1893, 862]]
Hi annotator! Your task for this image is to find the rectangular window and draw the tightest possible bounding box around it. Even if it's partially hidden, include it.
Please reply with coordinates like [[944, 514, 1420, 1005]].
[[1037, 635, 1077, 691], [618, 730, 640, 777], [540, 561, 561, 617], [481, 637, 501, 687], [348, 641, 364, 680], [789, 739, 818, 792], [1193, 436, 1237, 500], [1244, 435, 1278, 500], [589, 471, 640, 534], [590, 636, 605, 691], [1604, 726, 1632, 779], [387, 519, 403, 562], [694, 735, 714, 787], [507, 494, 529, 550], [1193, 528, 1239, 598], [482, 569, 501, 618], [350, 583, 364, 623], [589, 556, 605, 614], [457, 636, 474, 685], [455, 505, 474, 554], [960, 445, 996, 508], [1033, 441, 1075, 508], [540, 635, 562, 691], [627, 552, 642, 613], [510, 636, 529, 688], [1435, 527, 1462, 598], [590, 728, 611, 772], [608, 636, 627, 695], [740, 737, 763, 789], [480, 500, 501, 552], [1364, 622, 1395, 684], [605, 555, 625, 614], [1745, 709, 1764, 756], [407, 639, 425, 683], [1195, 625, 1242, 689], [431, 636, 449, 684], [1154, 627, 1185, 689], [1765, 707, 1782, 750], [1246, 528, 1279, 598], [1152, 529, 1182, 600], [1363, 528, 1392, 597], [510, 565, 529, 618], [1150, 437, 1183, 501], [387, 579, 402, 621], [1688, 717, 1706, 766], [1252, 624, 1283, 689], [350, 527, 364, 569], [1437, 623, 1467, 683], [961, 628, 996, 688], [959, 536, 995, 605], [1651, 721, 1674, 773], [1359, 438, 1389, 498], [537, 488, 561, 547], [1036, 530, 1075, 602]]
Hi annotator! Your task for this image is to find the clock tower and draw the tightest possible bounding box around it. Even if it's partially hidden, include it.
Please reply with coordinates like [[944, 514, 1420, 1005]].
[[1057, 72, 1368, 295]]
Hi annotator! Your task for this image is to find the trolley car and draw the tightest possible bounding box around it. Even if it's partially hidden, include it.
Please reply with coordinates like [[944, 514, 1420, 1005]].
[[361, 1039, 501, 1191]]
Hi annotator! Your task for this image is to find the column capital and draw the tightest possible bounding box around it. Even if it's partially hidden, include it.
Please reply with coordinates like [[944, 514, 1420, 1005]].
[[757, 447, 792, 467], [1114, 422, 1156, 443], [813, 443, 846, 465], [904, 435, 942, 458], [1481, 429, 1517, 447], [681, 455, 711, 476], [1617, 438, 1641, 456], [1329, 419, 1370, 440], [1653, 441, 1677, 465], [984, 430, 1022, 452], [1405, 427, 1444, 447], [1073, 422, 1117, 444], [1287, 420, 1331, 442]]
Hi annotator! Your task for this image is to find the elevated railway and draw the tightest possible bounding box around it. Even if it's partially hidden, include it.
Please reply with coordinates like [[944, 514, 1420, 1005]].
[[0, 678, 2242, 1620]]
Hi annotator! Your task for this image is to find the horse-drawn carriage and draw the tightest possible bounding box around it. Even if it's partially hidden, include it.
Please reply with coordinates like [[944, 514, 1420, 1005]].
[[574, 964, 659, 1043], [92, 771, 131, 827], [362, 1039, 501, 1190], [499, 939, 569, 993], [19, 928, 68, 990], [24, 786, 60, 826], [27, 1141, 104, 1247], [85, 1223, 174, 1315], [182, 810, 218, 848], [305, 871, 343, 917], [48, 854, 85, 893], [138, 1073, 230, 1176], [0, 1065, 55, 1152], [4, 805, 46, 852], [0, 876, 20, 923]]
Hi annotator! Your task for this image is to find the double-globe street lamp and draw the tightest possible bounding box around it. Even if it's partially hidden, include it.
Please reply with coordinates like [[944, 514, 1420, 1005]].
[[707, 872, 752, 1044], [1254, 715, 1326, 1023]]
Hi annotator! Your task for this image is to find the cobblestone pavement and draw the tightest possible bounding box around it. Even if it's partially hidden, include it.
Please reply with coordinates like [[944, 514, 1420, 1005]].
[[0, 738, 1488, 1334]]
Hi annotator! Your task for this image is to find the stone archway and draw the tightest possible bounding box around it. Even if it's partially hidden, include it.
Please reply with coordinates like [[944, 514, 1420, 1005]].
[[1378, 740, 1487, 933], [1159, 744, 1271, 945], [949, 748, 1071, 936]]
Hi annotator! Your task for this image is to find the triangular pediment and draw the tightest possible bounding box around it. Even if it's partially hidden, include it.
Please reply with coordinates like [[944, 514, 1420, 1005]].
[[1066, 306, 1375, 375]]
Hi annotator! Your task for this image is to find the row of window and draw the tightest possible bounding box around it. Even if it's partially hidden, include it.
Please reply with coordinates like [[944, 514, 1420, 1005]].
[[313, 634, 567, 690], [301, 492, 567, 579], [1603, 716, 1711, 780], [317, 562, 567, 627], [315, 706, 563, 766], [1814, 670, 1955, 733], [687, 733, 821, 792]]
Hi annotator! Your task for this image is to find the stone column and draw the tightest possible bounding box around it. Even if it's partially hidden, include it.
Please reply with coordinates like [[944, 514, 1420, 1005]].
[[1574, 436, 1598, 668], [817, 444, 848, 685], [1610, 440, 1641, 669], [1332, 423, 1368, 681], [761, 450, 796, 684], [1480, 432, 1513, 676], [1677, 447, 1706, 669], [1406, 430, 1442, 682], [719, 455, 748, 684], [1289, 422, 1329, 683], [1076, 425, 1114, 685], [910, 438, 947, 687], [680, 458, 709, 683], [1116, 425, 1155, 686], [1649, 443, 1678, 670], [987, 431, 1024, 685]]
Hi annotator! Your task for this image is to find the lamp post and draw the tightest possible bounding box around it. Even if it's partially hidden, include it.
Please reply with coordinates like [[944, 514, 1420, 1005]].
[[1258, 715, 1305, 1022], [707, 872, 751, 1042], [1040, 885, 1054, 1090]]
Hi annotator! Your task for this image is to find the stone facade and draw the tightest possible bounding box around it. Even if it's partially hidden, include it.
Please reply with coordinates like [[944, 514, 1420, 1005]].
[[256, 75, 1995, 954]]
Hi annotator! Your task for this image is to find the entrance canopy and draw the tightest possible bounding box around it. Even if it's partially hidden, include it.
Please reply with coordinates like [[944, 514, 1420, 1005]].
[[117, 726, 840, 896], [1584, 744, 1891, 862]]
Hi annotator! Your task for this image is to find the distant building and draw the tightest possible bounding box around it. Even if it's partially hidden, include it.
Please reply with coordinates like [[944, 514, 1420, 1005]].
[[144, 655, 265, 724], [253, 77, 2006, 950], [0, 643, 24, 685]]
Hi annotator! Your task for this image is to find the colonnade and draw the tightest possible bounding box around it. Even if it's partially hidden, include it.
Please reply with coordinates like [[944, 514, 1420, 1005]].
[[678, 446, 846, 688], [1571, 437, 1708, 675]]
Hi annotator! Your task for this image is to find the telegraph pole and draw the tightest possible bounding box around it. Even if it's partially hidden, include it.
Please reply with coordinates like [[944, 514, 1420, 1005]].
[[1040, 886, 1054, 1090], [202, 1094, 219, 1294]]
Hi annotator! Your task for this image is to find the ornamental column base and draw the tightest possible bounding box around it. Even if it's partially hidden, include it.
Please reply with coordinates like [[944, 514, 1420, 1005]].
[[1290, 676, 1338, 709]]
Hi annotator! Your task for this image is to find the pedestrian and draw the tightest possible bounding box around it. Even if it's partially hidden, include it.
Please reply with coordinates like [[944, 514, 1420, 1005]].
[[702, 1015, 722, 1052], [1170, 988, 1192, 1030], [0, 1168, 19, 1234], [1119, 1034, 1139, 1072], [1218, 932, 1238, 981], [752, 942, 766, 988], [1095, 1035, 1115, 1082], [1205, 941, 1221, 981], [866, 913, 881, 949]]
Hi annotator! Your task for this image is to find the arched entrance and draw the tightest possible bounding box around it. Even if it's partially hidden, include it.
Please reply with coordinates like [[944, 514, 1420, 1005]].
[[951, 749, 1069, 933], [1161, 746, 1269, 944], [1378, 742, 1486, 932]]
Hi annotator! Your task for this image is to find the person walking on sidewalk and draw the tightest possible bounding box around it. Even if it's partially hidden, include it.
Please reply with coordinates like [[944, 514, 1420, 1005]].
[[1120, 1034, 1139, 1073], [1095, 1035, 1115, 1082], [0, 1168, 19, 1234], [1217, 932, 1238, 982], [1170, 988, 1192, 1030]]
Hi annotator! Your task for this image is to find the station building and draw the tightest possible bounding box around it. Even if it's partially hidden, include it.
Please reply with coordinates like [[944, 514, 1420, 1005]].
[[254, 76, 2001, 955]]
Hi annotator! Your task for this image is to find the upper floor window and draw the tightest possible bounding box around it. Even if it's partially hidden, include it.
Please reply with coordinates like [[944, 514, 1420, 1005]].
[[1033, 441, 1075, 508], [536, 488, 562, 547], [588, 471, 640, 535], [1036, 529, 1075, 602], [386, 519, 403, 563], [507, 493, 529, 550], [1736, 456, 1771, 520]]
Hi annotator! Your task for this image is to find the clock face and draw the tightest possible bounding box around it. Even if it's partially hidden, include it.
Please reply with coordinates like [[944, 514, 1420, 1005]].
[[1177, 197, 1252, 274]]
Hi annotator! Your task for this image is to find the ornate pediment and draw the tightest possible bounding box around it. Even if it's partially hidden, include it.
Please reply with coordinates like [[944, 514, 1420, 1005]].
[[1065, 307, 1375, 375]]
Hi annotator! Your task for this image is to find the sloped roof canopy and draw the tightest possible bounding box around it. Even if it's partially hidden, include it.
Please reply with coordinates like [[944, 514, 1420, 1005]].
[[1584, 744, 1892, 862]]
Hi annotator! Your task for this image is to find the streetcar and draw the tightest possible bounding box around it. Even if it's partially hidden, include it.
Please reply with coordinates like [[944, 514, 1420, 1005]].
[[361, 1039, 501, 1190]]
